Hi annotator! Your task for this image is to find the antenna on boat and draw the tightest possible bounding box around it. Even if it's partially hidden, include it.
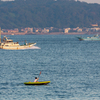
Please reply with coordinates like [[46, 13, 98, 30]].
[[0, 27, 1, 43]]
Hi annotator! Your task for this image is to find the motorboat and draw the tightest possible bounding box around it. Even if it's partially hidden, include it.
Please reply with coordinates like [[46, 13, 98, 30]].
[[0, 36, 36, 50], [77, 34, 100, 41]]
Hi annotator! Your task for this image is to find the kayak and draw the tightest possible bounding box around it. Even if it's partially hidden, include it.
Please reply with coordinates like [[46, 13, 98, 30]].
[[24, 81, 51, 85]]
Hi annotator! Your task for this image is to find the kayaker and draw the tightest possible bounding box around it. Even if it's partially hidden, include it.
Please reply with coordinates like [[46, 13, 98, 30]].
[[34, 77, 39, 82]]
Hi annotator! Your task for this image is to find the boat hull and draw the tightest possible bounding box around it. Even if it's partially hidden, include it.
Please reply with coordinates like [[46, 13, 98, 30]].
[[0, 43, 36, 50], [77, 37, 100, 41], [24, 81, 51, 85]]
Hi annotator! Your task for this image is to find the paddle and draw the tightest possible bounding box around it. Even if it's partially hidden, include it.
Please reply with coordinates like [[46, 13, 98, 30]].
[[38, 71, 41, 78]]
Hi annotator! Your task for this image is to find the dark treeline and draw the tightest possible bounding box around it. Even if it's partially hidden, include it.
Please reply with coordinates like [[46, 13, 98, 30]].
[[0, 0, 100, 29]]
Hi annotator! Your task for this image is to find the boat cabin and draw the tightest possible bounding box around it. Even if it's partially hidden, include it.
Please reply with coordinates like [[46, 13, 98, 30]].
[[3, 36, 13, 43]]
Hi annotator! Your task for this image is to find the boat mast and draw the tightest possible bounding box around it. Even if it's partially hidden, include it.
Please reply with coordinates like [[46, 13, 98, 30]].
[[0, 27, 1, 43]]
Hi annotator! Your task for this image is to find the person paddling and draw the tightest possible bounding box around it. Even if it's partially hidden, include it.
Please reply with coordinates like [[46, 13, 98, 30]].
[[34, 71, 41, 82], [34, 77, 39, 82]]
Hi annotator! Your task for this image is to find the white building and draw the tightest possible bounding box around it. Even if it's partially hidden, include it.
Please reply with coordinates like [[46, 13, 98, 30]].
[[64, 28, 70, 33], [42, 28, 49, 33]]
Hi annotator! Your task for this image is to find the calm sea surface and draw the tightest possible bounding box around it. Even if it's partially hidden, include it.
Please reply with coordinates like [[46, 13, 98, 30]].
[[0, 34, 100, 100]]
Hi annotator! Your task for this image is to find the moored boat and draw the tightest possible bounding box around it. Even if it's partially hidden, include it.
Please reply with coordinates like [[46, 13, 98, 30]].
[[77, 34, 100, 41], [24, 81, 51, 85]]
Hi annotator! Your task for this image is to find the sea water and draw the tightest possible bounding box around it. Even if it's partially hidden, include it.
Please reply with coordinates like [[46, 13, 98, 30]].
[[0, 35, 100, 100]]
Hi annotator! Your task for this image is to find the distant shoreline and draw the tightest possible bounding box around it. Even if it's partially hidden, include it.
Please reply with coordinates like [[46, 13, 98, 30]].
[[1, 32, 100, 35]]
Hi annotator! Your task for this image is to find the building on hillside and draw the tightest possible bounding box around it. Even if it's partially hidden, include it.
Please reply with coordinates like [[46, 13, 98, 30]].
[[91, 27, 100, 32], [35, 29, 39, 32], [7, 28, 19, 33], [64, 28, 70, 33], [85, 28, 90, 32], [42, 28, 49, 33], [21, 27, 33, 33], [25, 27, 33, 32], [91, 24, 98, 27], [77, 28, 82, 32], [34, 28, 42, 33], [73, 27, 79, 31], [50, 27, 54, 30]]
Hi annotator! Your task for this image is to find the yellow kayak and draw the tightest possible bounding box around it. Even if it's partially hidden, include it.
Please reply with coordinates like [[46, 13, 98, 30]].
[[24, 81, 51, 85]]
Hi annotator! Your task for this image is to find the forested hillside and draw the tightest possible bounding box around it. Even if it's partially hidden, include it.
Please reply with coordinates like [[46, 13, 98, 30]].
[[0, 0, 100, 29]]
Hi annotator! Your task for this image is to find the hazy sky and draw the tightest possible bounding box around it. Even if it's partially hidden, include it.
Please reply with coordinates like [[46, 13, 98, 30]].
[[79, 0, 100, 4]]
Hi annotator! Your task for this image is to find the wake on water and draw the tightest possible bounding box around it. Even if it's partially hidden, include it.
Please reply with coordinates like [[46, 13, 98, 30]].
[[25, 46, 41, 49]]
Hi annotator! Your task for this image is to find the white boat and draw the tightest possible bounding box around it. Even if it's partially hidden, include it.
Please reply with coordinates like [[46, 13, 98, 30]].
[[0, 36, 36, 50], [0, 28, 36, 50]]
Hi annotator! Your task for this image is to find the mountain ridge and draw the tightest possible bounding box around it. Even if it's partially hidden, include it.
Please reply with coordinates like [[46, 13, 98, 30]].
[[0, 0, 100, 29]]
